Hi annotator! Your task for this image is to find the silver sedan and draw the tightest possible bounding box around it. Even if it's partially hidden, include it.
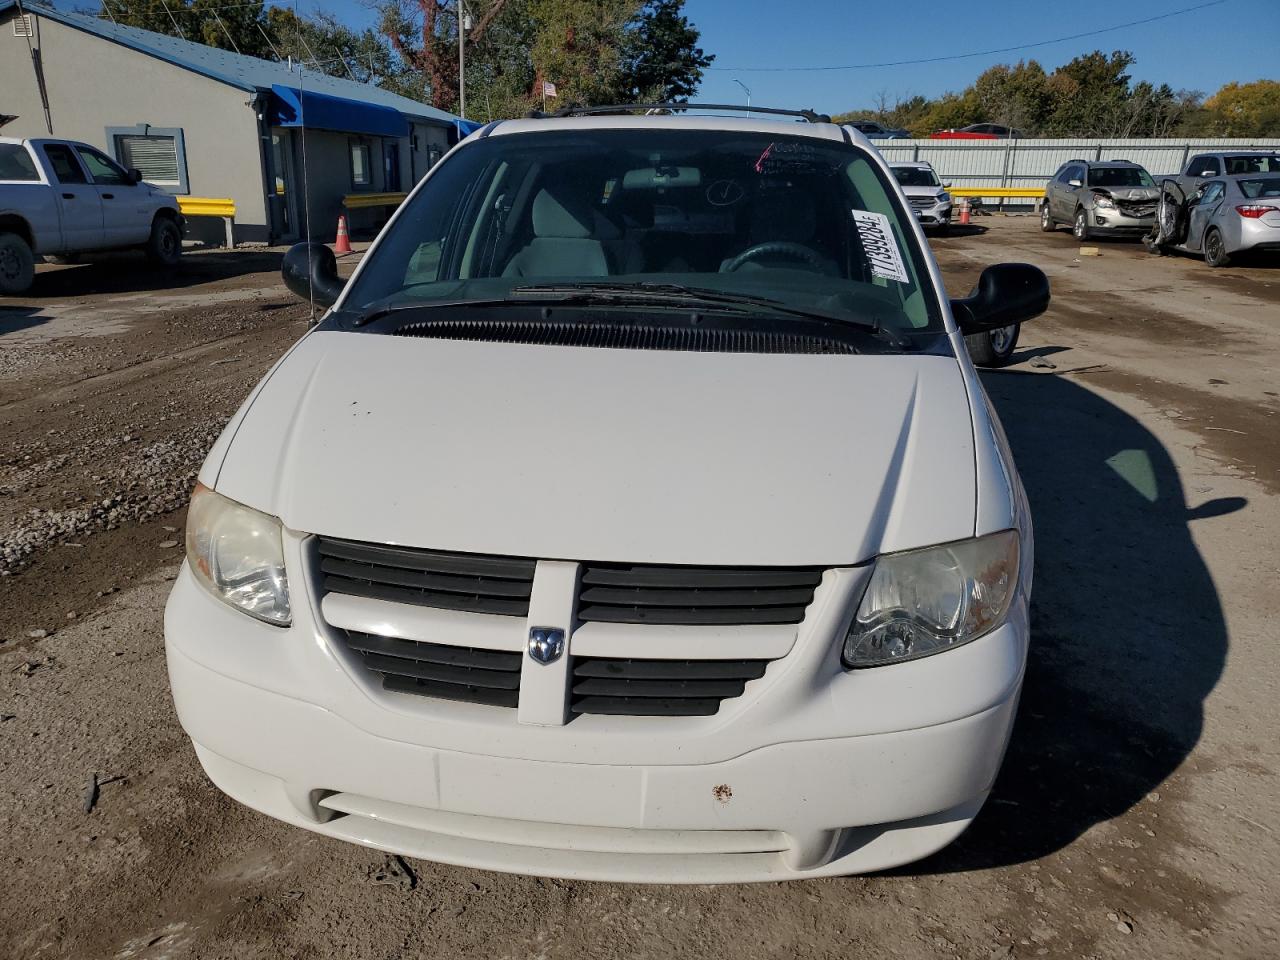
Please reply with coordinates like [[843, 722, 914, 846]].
[[1146, 175, 1280, 267]]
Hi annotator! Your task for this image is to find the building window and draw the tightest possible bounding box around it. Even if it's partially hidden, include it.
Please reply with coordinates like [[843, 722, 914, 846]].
[[350, 141, 372, 188], [106, 125, 189, 193]]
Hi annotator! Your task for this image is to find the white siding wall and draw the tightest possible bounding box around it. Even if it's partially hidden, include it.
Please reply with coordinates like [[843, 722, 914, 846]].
[[875, 138, 1280, 202]]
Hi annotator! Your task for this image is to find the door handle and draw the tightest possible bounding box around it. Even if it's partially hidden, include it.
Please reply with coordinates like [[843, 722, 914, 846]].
[[102, 193, 115, 200], [62, 193, 75, 199]]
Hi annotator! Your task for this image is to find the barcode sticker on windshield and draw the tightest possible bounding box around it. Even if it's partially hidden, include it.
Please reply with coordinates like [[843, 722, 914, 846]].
[[852, 210, 909, 283]]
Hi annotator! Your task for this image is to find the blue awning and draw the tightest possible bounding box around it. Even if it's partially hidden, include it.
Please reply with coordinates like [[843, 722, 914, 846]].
[[454, 118, 484, 139], [269, 84, 408, 138]]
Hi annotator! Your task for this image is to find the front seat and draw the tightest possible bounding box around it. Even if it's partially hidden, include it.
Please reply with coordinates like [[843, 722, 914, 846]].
[[503, 184, 610, 278]]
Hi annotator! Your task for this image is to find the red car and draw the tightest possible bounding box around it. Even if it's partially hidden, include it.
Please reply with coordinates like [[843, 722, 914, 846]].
[[930, 123, 1023, 140]]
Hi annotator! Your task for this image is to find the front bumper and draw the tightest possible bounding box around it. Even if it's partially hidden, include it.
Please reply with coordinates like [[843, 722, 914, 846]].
[[913, 202, 953, 226], [165, 556, 1027, 883], [1088, 207, 1153, 235]]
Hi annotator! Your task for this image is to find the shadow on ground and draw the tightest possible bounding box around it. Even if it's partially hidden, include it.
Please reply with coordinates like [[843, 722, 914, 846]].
[[0, 307, 48, 337], [18, 250, 286, 299], [914, 366, 1235, 871]]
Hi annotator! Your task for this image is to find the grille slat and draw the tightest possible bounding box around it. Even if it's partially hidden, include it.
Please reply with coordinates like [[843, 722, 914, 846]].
[[339, 632, 524, 708], [317, 536, 535, 618], [344, 630, 521, 671], [573, 659, 767, 681], [577, 561, 821, 626], [321, 557, 534, 598], [382, 674, 520, 708], [571, 657, 770, 716], [323, 576, 532, 616], [572, 695, 724, 717]]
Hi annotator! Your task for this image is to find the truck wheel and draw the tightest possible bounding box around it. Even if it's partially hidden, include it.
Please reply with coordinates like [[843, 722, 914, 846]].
[[1203, 228, 1231, 268], [965, 323, 1020, 368], [0, 232, 36, 295], [146, 217, 182, 267]]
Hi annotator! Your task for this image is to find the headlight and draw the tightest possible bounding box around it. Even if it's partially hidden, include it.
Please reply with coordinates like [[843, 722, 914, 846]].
[[185, 483, 291, 625], [842, 530, 1018, 668], [938, 191, 951, 203], [1093, 195, 1116, 210]]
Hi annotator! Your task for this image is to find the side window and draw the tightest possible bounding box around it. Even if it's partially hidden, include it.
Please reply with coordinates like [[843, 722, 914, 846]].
[[76, 147, 129, 185], [350, 141, 372, 188], [1200, 181, 1225, 204], [1202, 157, 1221, 176], [43, 144, 88, 184], [0, 144, 40, 182]]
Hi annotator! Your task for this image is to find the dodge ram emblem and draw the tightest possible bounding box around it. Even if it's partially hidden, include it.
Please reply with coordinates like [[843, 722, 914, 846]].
[[527, 627, 565, 665]]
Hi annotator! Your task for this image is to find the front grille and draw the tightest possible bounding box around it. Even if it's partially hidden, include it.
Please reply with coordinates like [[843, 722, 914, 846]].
[[909, 195, 936, 208], [316, 536, 535, 617], [341, 629, 522, 707], [577, 562, 822, 625], [1117, 200, 1155, 216], [571, 657, 770, 716]]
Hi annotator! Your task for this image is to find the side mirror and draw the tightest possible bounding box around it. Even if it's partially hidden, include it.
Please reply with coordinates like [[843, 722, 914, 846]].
[[1068, 179, 1083, 188], [950, 263, 1050, 334], [128, 167, 143, 185], [282, 241, 344, 308]]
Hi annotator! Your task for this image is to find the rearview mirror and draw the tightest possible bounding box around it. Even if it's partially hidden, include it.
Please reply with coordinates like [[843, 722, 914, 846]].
[[128, 167, 143, 185], [950, 263, 1050, 334], [282, 241, 344, 308]]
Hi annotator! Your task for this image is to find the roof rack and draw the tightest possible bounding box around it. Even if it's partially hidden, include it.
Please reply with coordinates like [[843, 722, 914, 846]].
[[527, 102, 833, 124]]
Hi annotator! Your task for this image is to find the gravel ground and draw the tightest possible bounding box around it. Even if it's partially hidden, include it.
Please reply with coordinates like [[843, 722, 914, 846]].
[[1, 226, 1278, 959]]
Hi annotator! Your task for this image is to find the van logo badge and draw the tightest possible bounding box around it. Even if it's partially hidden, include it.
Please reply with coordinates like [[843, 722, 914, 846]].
[[527, 627, 565, 665]]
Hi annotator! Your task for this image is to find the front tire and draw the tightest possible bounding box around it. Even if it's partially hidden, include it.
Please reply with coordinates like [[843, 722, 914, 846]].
[[0, 232, 36, 295], [1040, 202, 1055, 232], [1073, 208, 1091, 242], [966, 323, 1020, 368], [1204, 227, 1230, 268], [145, 216, 182, 267]]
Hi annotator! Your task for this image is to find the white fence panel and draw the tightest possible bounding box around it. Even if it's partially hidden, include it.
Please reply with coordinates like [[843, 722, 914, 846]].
[[874, 138, 1280, 205]]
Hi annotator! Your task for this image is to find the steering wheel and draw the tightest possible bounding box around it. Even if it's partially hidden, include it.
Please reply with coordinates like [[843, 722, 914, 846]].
[[722, 241, 824, 272]]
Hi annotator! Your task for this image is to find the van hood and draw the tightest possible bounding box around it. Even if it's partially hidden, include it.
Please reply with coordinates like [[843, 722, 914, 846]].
[[212, 331, 977, 566], [899, 184, 945, 198]]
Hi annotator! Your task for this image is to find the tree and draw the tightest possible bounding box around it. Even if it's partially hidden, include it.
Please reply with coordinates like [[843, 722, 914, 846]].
[[971, 60, 1050, 134], [1201, 80, 1280, 137], [527, 0, 636, 107], [1041, 50, 1134, 136], [100, 0, 276, 59], [266, 8, 399, 85], [618, 0, 713, 102], [377, 0, 512, 110]]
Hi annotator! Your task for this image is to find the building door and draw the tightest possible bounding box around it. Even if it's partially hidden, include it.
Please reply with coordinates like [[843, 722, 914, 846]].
[[383, 141, 401, 193], [269, 130, 300, 241]]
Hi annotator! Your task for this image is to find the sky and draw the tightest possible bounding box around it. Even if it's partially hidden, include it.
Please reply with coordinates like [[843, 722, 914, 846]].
[[62, 0, 1280, 112]]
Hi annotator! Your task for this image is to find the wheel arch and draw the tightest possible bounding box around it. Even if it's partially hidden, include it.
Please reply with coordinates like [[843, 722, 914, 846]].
[[0, 213, 35, 248]]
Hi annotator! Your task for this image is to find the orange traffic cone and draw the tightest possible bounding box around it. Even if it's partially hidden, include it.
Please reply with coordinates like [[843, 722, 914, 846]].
[[958, 199, 971, 226], [334, 214, 353, 255]]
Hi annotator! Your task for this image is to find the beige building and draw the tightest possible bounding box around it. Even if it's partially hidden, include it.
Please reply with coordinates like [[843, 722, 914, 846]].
[[0, 0, 468, 244]]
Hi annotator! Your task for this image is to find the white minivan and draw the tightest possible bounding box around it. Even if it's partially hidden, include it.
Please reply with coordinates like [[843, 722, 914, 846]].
[[165, 109, 1048, 883]]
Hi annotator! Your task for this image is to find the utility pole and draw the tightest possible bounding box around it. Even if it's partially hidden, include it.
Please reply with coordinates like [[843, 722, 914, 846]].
[[457, 1, 467, 119]]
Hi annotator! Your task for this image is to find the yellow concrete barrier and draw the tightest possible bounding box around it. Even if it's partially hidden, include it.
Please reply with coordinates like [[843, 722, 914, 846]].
[[343, 192, 407, 210], [177, 197, 237, 247]]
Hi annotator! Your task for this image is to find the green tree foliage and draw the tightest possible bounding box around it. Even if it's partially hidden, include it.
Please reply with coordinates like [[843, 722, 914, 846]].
[[101, 0, 277, 59], [834, 50, 1217, 138], [266, 8, 399, 85], [1199, 80, 1280, 136], [618, 0, 713, 102]]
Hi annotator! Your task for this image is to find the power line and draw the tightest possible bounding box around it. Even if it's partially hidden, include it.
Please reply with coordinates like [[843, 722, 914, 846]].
[[708, 0, 1230, 73]]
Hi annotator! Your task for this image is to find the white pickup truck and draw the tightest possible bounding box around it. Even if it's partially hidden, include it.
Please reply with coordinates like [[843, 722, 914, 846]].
[[0, 136, 183, 294]]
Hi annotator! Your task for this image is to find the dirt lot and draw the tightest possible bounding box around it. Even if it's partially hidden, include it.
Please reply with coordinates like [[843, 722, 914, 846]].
[[2, 224, 1278, 959]]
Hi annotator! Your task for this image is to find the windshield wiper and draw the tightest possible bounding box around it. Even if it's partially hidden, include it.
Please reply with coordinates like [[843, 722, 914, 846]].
[[510, 281, 883, 333]]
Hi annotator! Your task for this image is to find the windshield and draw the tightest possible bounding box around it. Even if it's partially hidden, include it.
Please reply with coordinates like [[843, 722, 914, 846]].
[[1225, 155, 1280, 175], [1088, 167, 1154, 188], [892, 166, 940, 188], [342, 127, 941, 336], [1238, 177, 1280, 199]]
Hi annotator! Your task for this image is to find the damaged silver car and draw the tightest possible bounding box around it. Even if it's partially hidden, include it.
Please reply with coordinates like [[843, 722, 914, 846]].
[[1041, 160, 1158, 240], [1144, 175, 1280, 268]]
